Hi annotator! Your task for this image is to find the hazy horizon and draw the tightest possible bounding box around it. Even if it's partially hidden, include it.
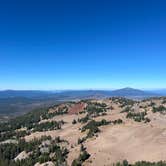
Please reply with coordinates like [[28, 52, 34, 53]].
[[1, 87, 166, 91]]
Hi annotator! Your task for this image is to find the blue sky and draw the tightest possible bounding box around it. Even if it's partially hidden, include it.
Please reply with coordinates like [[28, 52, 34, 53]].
[[0, 0, 166, 90]]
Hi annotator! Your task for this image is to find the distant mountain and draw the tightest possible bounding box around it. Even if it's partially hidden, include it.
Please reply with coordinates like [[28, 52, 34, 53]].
[[109, 87, 157, 98], [0, 88, 159, 100], [0, 88, 161, 116], [58, 88, 158, 99]]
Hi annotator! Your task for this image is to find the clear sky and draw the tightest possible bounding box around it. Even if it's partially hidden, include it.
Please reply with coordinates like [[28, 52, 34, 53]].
[[0, 0, 166, 90]]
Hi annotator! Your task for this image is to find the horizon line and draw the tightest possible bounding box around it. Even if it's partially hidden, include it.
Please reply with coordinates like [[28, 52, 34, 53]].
[[0, 87, 166, 91]]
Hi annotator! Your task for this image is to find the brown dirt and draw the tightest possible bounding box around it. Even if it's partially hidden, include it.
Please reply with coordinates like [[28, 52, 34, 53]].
[[68, 102, 86, 114], [23, 98, 166, 166]]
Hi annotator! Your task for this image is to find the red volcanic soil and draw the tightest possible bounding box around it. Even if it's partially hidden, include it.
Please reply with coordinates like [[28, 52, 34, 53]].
[[68, 103, 86, 114]]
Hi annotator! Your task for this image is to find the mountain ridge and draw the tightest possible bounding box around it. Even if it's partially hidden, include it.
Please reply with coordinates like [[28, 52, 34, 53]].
[[0, 87, 161, 99], [109, 87, 158, 97]]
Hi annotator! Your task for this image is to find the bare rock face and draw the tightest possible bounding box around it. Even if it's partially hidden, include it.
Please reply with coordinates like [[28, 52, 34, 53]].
[[34, 161, 55, 166], [14, 151, 29, 161]]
